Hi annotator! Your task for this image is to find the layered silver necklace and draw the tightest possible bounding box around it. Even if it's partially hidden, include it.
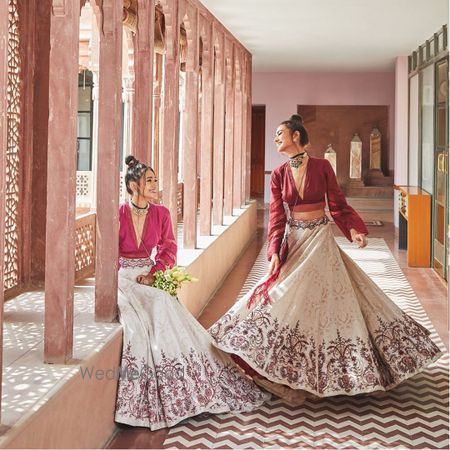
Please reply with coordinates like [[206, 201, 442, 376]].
[[289, 152, 307, 168], [130, 201, 149, 216]]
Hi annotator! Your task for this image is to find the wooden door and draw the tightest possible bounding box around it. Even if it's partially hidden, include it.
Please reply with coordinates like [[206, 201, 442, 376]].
[[251, 105, 265, 196]]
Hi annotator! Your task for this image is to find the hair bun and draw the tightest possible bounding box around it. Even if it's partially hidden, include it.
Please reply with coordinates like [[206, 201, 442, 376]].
[[125, 155, 138, 168], [290, 114, 303, 125]]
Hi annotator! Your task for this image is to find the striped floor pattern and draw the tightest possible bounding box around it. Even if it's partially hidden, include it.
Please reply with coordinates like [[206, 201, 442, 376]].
[[164, 238, 449, 449]]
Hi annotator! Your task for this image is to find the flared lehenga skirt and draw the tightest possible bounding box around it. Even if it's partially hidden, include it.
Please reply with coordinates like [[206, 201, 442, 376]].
[[209, 217, 442, 398], [114, 261, 269, 430]]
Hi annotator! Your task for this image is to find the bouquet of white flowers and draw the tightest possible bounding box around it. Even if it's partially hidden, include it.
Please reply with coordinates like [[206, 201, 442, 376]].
[[152, 266, 198, 296]]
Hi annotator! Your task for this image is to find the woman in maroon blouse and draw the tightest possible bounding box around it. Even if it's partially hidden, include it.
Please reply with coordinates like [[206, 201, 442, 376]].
[[115, 156, 268, 430], [210, 114, 441, 405]]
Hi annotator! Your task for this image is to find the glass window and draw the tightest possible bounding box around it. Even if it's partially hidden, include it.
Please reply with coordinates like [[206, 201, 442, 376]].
[[77, 139, 91, 171], [420, 64, 435, 194], [77, 112, 91, 138], [409, 74, 419, 186], [78, 85, 92, 112]]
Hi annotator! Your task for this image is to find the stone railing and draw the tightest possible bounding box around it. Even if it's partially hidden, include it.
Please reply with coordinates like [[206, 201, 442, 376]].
[[76, 171, 94, 207], [76, 171, 127, 208], [75, 212, 96, 281]]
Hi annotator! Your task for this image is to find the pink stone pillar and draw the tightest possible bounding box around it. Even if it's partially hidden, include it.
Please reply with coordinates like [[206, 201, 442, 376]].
[[44, 0, 80, 363], [30, 1, 51, 284], [160, 0, 180, 232], [212, 28, 225, 226], [0, 0, 8, 409], [199, 21, 213, 235], [241, 53, 250, 204], [152, 53, 163, 178], [245, 54, 252, 202], [95, 0, 122, 322], [182, 8, 199, 249], [223, 37, 234, 216], [240, 59, 247, 205], [232, 49, 243, 209], [132, 0, 154, 164]]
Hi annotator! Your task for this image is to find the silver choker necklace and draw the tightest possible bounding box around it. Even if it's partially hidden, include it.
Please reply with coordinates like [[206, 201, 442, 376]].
[[131, 201, 149, 216], [289, 152, 307, 168]]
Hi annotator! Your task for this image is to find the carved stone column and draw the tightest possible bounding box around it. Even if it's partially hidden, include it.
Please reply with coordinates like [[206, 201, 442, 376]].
[[132, 0, 154, 164], [233, 49, 243, 209], [160, 0, 180, 232], [245, 53, 252, 202], [199, 20, 213, 236], [181, 5, 199, 249], [44, 0, 80, 363], [212, 27, 225, 225], [94, 0, 123, 322], [30, 0, 51, 284], [240, 54, 248, 205], [223, 37, 234, 216], [152, 53, 163, 178]]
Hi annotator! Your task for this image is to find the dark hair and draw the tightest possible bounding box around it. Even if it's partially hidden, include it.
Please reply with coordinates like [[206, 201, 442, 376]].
[[124, 155, 154, 195], [281, 114, 309, 147]]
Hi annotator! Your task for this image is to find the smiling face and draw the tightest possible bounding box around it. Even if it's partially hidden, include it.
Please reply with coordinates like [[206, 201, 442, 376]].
[[140, 169, 159, 202], [274, 124, 301, 156]]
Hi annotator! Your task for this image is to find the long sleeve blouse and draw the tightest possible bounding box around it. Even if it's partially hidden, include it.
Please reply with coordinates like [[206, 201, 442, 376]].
[[119, 203, 177, 273], [267, 157, 368, 261]]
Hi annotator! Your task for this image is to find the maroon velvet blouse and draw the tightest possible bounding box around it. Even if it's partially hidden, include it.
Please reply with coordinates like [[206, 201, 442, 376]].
[[119, 203, 177, 274], [267, 157, 368, 260]]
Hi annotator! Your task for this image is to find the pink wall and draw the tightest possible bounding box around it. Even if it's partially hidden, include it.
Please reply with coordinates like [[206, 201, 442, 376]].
[[252, 72, 396, 174]]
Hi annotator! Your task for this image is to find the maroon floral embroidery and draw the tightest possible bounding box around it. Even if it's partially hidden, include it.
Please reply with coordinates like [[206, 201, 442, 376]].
[[287, 215, 329, 230], [119, 256, 154, 268], [115, 343, 267, 427], [211, 307, 441, 396]]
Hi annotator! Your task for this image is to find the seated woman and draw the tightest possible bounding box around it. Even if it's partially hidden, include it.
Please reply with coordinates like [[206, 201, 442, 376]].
[[115, 155, 268, 430], [209, 114, 442, 406]]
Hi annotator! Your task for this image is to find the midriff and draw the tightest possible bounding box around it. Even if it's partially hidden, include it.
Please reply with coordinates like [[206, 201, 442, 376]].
[[291, 208, 326, 220]]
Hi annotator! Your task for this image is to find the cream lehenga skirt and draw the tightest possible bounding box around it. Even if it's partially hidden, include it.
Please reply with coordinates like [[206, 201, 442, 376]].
[[210, 216, 442, 398], [115, 258, 269, 430]]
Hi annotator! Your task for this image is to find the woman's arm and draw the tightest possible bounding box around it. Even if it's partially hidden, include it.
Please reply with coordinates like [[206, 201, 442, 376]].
[[267, 170, 287, 262], [324, 160, 368, 243], [150, 208, 177, 274]]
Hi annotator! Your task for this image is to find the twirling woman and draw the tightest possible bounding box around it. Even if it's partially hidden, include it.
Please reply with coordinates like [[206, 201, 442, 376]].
[[115, 155, 268, 429], [210, 114, 442, 405]]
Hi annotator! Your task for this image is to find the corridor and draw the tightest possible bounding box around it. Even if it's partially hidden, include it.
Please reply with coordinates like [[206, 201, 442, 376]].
[[0, 0, 448, 448]]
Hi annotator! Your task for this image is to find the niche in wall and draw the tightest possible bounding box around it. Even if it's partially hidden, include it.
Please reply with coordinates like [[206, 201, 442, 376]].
[[298, 105, 390, 190]]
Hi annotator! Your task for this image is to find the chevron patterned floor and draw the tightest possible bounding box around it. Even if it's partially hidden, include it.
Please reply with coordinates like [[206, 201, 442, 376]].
[[163, 238, 449, 449]]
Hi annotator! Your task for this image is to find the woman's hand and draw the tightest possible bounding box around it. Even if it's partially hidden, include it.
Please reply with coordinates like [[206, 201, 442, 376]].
[[268, 254, 280, 275], [136, 273, 155, 286], [350, 229, 368, 248]]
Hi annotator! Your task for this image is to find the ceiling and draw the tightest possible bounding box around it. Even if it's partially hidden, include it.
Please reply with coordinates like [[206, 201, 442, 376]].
[[200, 0, 448, 72]]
